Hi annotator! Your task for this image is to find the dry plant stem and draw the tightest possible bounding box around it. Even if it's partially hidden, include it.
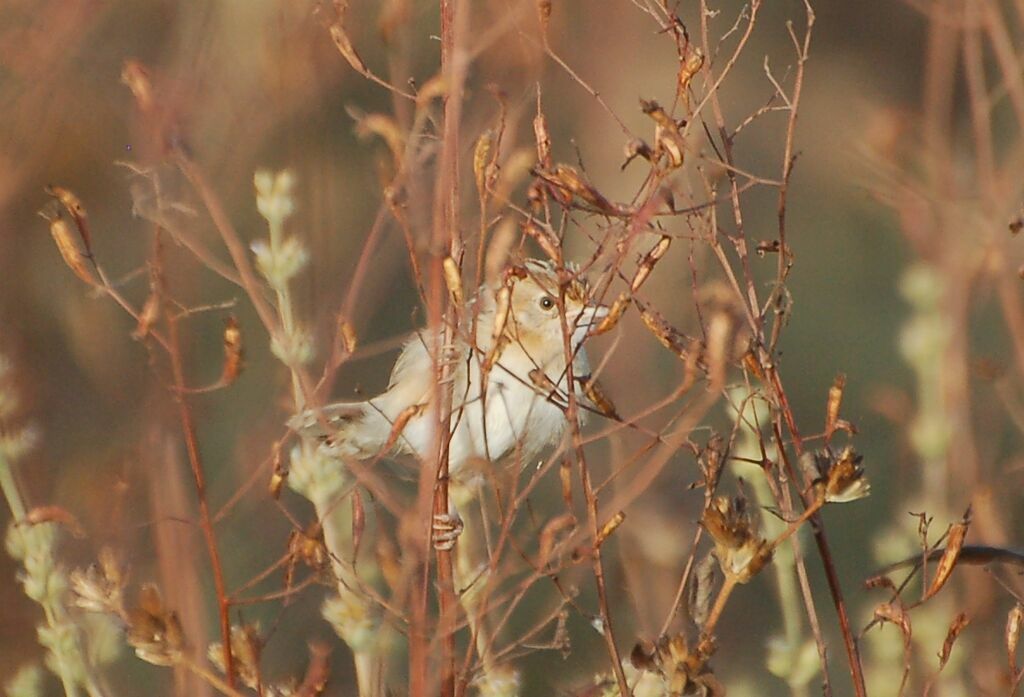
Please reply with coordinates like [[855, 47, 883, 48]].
[[769, 369, 866, 697], [560, 304, 630, 697], [772, 422, 831, 697], [422, 2, 470, 695], [769, 0, 814, 353], [160, 252, 236, 687]]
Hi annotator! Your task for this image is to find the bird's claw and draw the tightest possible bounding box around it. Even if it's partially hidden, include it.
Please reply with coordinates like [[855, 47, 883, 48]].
[[431, 512, 464, 551]]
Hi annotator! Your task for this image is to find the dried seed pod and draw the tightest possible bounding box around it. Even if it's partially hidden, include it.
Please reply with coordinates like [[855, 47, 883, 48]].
[[474, 129, 496, 200], [677, 47, 705, 98], [560, 457, 573, 509], [484, 218, 516, 285], [621, 138, 654, 170], [641, 99, 686, 169], [337, 316, 358, 354], [1007, 603, 1023, 674], [937, 613, 969, 671], [580, 376, 619, 419], [528, 368, 557, 393], [923, 510, 970, 601], [121, 60, 156, 113], [540, 164, 617, 214], [41, 208, 97, 286], [825, 373, 846, 440], [221, 316, 243, 386], [442, 256, 463, 305], [521, 221, 560, 261], [630, 235, 672, 292], [415, 73, 448, 105], [132, 293, 161, 340], [638, 303, 695, 361], [595, 511, 625, 547], [537, 513, 575, 570], [328, 18, 368, 75], [350, 111, 406, 166], [46, 185, 92, 256], [533, 110, 552, 169], [488, 284, 512, 353], [269, 445, 286, 499], [741, 348, 765, 380], [592, 292, 630, 335], [537, 0, 552, 41], [705, 311, 733, 389]]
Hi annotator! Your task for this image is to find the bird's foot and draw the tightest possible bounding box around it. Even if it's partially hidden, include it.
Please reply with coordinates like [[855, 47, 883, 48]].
[[431, 511, 464, 551]]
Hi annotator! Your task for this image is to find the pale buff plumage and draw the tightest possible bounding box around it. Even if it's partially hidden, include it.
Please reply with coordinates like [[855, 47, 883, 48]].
[[292, 260, 607, 472]]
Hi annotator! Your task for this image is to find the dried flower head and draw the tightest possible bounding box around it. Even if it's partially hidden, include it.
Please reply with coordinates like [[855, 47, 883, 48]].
[[208, 624, 262, 689], [701, 496, 772, 583], [629, 634, 723, 697], [125, 584, 186, 667], [802, 446, 871, 503]]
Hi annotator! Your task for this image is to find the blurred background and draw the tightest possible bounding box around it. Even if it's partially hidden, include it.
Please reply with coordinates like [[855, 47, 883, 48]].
[[2, 0, 1022, 695]]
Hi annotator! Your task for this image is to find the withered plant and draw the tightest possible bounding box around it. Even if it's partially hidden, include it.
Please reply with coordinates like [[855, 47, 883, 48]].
[[11, 1, 1023, 697]]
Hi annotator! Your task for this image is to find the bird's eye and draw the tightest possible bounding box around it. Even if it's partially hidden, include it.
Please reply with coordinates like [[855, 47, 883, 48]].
[[538, 295, 555, 311]]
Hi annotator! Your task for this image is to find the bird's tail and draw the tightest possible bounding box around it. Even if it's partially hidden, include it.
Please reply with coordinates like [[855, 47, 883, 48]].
[[288, 401, 393, 459]]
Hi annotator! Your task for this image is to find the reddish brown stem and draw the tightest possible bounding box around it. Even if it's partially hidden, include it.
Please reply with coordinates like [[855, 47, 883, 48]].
[[769, 366, 866, 697], [156, 233, 236, 686]]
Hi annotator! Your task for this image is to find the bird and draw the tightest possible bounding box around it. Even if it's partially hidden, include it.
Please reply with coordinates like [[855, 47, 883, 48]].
[[290, 259, 609, 476]]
